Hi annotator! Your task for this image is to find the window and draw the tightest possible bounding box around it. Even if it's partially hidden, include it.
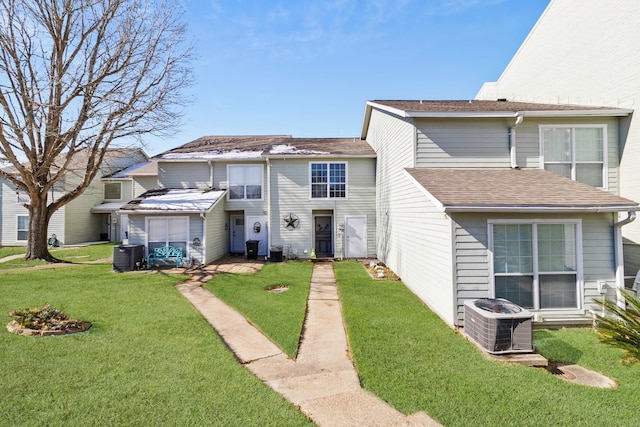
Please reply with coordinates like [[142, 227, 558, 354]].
[[310, 162, 346, 199], [541, 125, 606, 188], [490, 221, 581, 310], [147, 217, 188, 255], [17, 215, 28, 241], [104, 182, 122, 200], [228, 165, 263, 200]]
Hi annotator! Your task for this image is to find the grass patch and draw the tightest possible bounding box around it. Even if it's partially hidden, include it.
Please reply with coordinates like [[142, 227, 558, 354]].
[[205, 261, 313, 358], [334, 260, 640, 427], [0, 246, 26, 259], [0, 243, 115, 270], [0, 265, 312, 426]]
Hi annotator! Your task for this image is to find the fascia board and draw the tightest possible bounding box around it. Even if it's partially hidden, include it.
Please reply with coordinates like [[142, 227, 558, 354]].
[[444, 205, 638, 213]]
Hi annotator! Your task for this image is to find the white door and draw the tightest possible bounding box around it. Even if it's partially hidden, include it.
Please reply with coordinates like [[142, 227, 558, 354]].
[[345, 216, 367, 258], [245, 215, 268, 256], [231, 216, 245, 253]]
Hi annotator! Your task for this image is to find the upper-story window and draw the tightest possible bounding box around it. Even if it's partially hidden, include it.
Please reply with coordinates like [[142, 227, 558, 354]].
[[540, 125, 607, 188], [228, 164, 263, 200], [104, 182, 122, 200], [310, 162, 347, 199]]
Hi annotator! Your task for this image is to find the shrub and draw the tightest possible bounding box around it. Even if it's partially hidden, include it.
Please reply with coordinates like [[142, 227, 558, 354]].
[[594, 289, 640, 363]]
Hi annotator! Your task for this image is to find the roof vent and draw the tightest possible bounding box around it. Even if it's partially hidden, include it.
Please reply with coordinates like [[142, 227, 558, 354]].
[[497, 98, 508, 102]]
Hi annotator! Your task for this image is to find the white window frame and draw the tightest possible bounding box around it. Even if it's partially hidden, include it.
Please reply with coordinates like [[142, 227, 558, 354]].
[[539, 124, 608, 189], [309, 162, 348, 200], [226, 164, 264, 201], [145, 216, 189, 257], [17, 215, 29, 241], [104, 181, 122, 201], [488, 219, 584, 313]]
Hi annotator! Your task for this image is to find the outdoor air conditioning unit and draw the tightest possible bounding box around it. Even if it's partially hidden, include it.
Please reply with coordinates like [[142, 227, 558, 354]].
[[112, 244, 145, 272], [464, 298, 533, 354]]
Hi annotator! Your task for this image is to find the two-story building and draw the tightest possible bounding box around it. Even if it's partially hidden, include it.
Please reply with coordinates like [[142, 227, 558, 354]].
[[362, 99, 638, 327], [0, 148, 147, 246], [121, 135, 376, 265]]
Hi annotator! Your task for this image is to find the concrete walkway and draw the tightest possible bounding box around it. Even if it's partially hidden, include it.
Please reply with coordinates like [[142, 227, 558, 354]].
[[177, 261, 440, 427]]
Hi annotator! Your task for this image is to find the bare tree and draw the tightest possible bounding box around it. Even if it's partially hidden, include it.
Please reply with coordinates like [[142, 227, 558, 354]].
[[0, 0, 193, 261]]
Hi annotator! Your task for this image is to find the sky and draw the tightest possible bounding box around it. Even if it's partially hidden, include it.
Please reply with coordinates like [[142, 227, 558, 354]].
[[144, 0, 550, 155]]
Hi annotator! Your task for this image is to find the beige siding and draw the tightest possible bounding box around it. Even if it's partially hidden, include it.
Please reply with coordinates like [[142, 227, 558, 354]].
[[64, 177, 104, 244], [133, 176, 158, 197], [158, 161, 211, 189], [452, 212, 616, 326], [268, 157, 376, 259], [204, 200, 228, 263]]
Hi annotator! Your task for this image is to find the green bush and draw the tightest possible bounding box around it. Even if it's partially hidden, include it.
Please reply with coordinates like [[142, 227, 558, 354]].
[[594, 289, 640, 363]]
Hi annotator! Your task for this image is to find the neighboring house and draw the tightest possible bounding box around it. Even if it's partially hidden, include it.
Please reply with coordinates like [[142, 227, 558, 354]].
[[121, 135, 376, 265], [92, 160, 158, 242], [0, 148, 147, 246], [475, 0, 640, 276], [361, 99, 638, 327]]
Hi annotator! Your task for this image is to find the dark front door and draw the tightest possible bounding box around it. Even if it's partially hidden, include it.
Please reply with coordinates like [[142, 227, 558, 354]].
[[314, 216, 333, 257]]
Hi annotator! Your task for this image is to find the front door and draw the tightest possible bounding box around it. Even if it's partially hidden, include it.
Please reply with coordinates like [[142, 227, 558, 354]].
[[345, 215, 367, 258], [314, 216, 333, 257], [230, 215, 245, 253]]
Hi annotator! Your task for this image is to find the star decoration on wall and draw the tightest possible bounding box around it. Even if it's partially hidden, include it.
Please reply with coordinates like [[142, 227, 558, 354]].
[[283, 213, 299, 229]]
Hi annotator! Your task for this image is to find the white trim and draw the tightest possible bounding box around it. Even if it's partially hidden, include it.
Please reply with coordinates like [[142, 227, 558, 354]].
[[103, 181, 123, 201], [226, 164, 264, 201], [308, 161, 349, 200], [487, 218, 584, 313], [16, 214, 28, 241], [144, 216, 190, 259], [539, 124, 609, 190], [344, 215, 367, 258], [402, 170, 445, 212]]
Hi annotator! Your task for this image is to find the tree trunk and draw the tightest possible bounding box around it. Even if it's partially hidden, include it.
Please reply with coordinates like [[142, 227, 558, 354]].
[[24, 194, 56, 262]]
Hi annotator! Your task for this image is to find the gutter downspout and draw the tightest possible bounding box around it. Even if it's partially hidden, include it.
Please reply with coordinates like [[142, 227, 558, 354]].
[[615, 211, 636, 309], [266, 157, 272, 259], [208, 161, 214, 188], [508, 113, 524, 169], [200, 212, 206, 265]]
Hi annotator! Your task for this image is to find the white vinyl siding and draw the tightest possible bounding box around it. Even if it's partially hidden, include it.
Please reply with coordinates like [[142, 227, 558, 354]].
[[540, 125, 607, 189], [269, 157, 376, 260]]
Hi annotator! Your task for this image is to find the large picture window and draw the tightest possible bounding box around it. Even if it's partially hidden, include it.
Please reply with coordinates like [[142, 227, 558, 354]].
[[147, 217, 188, 255], [17, 215, 28, 241], [540, 125, 606, 188], [310, 162, 347, 199], [490, 220, 581, 310], [228, 165, 263, 200]]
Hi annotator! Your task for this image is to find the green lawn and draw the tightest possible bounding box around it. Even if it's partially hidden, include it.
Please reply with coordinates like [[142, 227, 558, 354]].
[[205, 261, 313, 358], [333, 260, 640, 427], [0, 265, 313, 426], [0, 243, 115, 270]]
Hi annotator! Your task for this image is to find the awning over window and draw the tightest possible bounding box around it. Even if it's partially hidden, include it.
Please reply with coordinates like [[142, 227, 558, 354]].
[[91, 202, 126, 213]]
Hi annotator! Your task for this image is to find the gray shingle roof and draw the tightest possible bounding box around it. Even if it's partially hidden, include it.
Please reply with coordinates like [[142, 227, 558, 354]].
[[405, 168, 639, 212], [157, 135, 374, 159], [370, 100, 632, 114]]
